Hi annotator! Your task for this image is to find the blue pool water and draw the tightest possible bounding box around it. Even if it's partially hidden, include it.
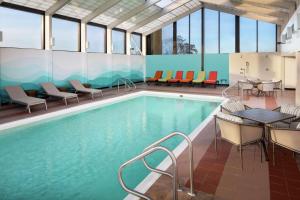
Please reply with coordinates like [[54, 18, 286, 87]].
[[0, 95, 220, 200]]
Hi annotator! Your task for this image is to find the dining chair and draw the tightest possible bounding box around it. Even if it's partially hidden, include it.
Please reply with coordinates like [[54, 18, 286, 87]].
[[238, 80, 254, 97], [220, 100, 251, 114], [257, 82, 274, 96], [269, 123, 300, 166], [273, 80, 283, 96], [215, 112, 263, 169]]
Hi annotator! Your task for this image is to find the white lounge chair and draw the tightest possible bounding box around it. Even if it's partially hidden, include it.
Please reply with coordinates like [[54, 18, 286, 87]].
[[69, 80, 103, 99], [41, 82, 79, 106], [5, 86, 47, 113]]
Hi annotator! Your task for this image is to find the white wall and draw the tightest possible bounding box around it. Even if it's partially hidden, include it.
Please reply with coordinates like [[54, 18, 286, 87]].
[[297, 52, 300, 106], [280, 5, 300, 53], [229, 53, 285, 85]]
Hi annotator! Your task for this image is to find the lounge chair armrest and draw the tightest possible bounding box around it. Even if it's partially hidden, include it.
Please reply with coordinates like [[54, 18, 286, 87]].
[[220, 105, 232, 113], [292, 116, 300, 122], [244, 105, 252, 110], [272, 107, 281, 112]]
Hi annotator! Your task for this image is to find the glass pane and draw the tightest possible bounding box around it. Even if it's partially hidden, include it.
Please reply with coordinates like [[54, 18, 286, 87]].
[[240, 17, 257, 52], [258, 21, 276, 52], [112, 29, 125, 54], [162, 23, 173, 54], [220, 12, 235, 53], [131, 34, 141, 55], [190, 10, 201, 54], [87, 25, 105, 53], [205, 9, 219, 53], [0, 7, 43, 49], [177, 15, 189, 54], [52, 17, 79, 51]]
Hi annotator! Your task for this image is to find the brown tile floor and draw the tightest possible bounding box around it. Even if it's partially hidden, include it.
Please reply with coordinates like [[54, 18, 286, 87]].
[[0, 84, 299, 200]]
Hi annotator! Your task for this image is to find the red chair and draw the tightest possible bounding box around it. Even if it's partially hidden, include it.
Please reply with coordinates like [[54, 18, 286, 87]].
[[180, 71, 194, 84], [168, 71, 183, 83], [204, 71, 218, 87], [147, 71, 163, 82]]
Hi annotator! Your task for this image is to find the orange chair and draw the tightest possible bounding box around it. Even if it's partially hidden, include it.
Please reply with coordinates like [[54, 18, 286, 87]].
[[147, 71, 163, 82], [204, 71, 218, 87], [180, 71, 194, 84], [168, 71, 183, 83]]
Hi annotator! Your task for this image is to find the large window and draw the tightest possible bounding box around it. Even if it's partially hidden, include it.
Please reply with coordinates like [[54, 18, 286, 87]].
[[204, 9, 219, 53], [52, 17, 79, 51], [220, 12, 235, 53], [258, 21, 276, 52], [176, 15, 189, 54], [190, 10, 201, 54], [131, 33, 142, 55], [0, 6, 43, 49], [240, 17, 257, 52], [162, 23, 173, 54], [112, 29, 125, 54], [87, 24, 106, 53]]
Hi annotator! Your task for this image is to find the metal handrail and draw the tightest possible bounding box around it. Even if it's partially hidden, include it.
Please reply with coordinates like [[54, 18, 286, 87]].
[[143, 131, 195, 197], [117, 78, 137, 93], [118, 146, 178, 200]]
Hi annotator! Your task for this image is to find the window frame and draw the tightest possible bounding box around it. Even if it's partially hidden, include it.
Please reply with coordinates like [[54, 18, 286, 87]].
[[86, 22, 107, 54], [0, 2, 45, 50], [131, 32, 142, 55], [52, 14, 81, 52], [111, 28, 126, 55]]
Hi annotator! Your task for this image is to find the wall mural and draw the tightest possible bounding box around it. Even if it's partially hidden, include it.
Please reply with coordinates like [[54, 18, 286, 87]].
[[0, 48, 146, 97]]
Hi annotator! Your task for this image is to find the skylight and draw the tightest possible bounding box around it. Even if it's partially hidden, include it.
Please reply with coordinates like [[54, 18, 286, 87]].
[[156, 0, 175, 8]]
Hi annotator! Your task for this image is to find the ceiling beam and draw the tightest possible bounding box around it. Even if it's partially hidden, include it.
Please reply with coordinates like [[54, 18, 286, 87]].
[[108, 0, 161, 29], [239, 1, 290, 13], [143, 4, 203, 35], [128, 0, 192, 33], [203, 2, 284, 24], [45, 0, 71, 15], [82, 0, 122, 23]]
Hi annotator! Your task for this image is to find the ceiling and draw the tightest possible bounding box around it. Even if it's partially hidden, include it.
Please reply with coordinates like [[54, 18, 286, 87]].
[[1, 0, 298, 35]]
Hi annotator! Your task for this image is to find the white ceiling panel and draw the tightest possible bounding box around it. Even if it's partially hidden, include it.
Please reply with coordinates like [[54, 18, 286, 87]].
[[3, 0, 57, 11]]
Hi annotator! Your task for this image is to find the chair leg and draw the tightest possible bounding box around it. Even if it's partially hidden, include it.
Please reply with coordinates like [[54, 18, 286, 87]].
[[272, 142, 275, 166], [45, 102, 48, 110], [260, 141, 263, 163], [214, 116, 218, 152], [76, 96, 79, 103], [27, 105, 31, 114], [64, 98, 68, 106], [240, 144, 243, 170]]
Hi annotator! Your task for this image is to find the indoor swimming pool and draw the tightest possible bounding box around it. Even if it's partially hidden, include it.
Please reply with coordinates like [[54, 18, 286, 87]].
[[0, 92, 222, 200]]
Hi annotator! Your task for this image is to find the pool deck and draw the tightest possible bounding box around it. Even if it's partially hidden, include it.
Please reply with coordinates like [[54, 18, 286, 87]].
[[0, 84, 299, 200]]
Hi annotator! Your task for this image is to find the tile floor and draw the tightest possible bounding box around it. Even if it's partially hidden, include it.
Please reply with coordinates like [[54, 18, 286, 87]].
[[0, 84, 299, 200]]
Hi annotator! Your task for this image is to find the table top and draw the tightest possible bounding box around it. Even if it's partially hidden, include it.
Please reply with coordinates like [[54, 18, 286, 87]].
[[232, 108, 295, 124]]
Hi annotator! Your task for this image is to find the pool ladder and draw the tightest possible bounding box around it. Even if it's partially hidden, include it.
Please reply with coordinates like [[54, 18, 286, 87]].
[[117, 78, 137, 93], [118, 132, 195, 200]]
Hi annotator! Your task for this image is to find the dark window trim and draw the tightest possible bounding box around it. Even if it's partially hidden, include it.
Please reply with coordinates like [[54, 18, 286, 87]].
[[188, 14, 191, 54], [173, 21, 177, 54], [86, 23, 107, 53], [0, 2, 44, 15], [235, 15, 240, 53], [201, 7, 205, 70], [52, 14, 80, 23], [218, 11, 220, 54], [275, 24, 278, 52], [112, 28, 126, 54]]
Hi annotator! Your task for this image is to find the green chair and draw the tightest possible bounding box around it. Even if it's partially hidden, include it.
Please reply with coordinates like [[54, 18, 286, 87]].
[[192, 71, 206, 84], [158, 70, 173, 82]]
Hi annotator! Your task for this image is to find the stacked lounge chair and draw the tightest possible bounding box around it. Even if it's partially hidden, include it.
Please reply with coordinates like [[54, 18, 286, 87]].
[[5, 86, 47, 113], [41, 82, 79, 105], [168, 71, 183, 83], [193, 71, 206, 84], [180, 71, 194, 84], [69, 80, 103, 99], [158, 70, 173, 83], [147, 71, 163, 83], [204, 71, 218, 87]]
